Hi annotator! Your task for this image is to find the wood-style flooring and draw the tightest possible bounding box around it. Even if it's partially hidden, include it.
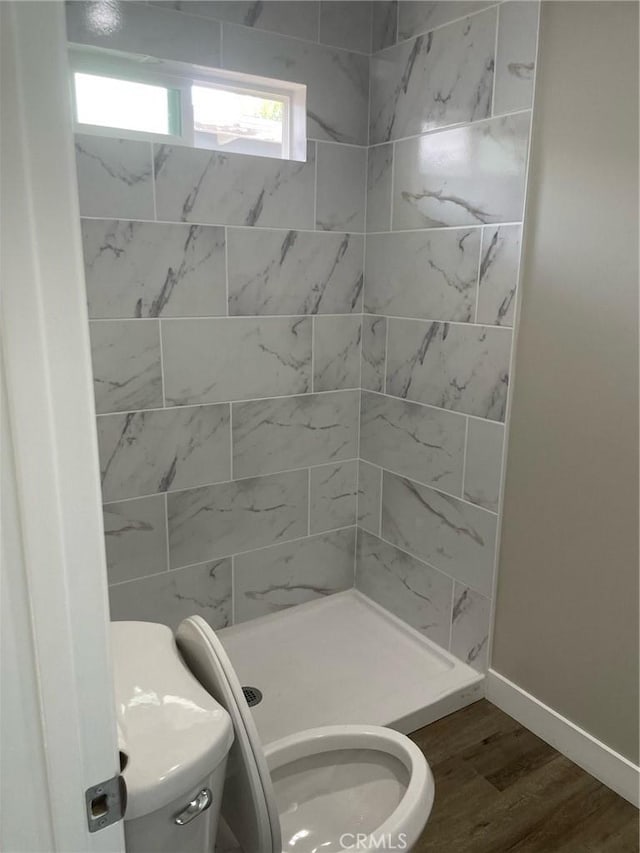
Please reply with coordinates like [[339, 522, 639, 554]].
[[410, 700, 639, 852]]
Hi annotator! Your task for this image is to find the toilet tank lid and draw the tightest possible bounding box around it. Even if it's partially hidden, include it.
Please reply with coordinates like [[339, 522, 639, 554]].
[[111, 621, 234, 820]]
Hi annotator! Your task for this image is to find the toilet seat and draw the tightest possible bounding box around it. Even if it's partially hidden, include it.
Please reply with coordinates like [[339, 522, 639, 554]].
[[176, 616, 434, 853], [266, 725, 434, 852]]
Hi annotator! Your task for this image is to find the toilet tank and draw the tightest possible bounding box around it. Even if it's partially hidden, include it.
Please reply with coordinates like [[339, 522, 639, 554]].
[[111, 622, 234, 853]]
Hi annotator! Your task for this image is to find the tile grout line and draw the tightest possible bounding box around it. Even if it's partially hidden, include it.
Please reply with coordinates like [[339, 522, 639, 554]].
[[89, 311, 516, 328], [107, 522, 361, 589]]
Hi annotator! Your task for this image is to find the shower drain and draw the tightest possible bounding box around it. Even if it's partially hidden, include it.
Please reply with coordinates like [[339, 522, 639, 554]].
[[242, 686, 263, 707]]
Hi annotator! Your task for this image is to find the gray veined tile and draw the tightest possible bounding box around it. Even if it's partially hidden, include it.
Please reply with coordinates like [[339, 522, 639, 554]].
[[392, 112, 531, 229], [361, 316, 387, 393], [66, 1, 221, 68], [370, 8, 496, 144], [103, 495, 168, 585], [154, 142, 315, 228], [357, 460, 382, 535], [166, 2, 320, 41], [233, 391, 360, 479], [82, 220, 226, 319], [381, 471, 497, 595], [397, 1, 494, 41], [89, 320, 163, 414], [313, 316, 362, 391], [161, 317, 311, 405], [450, 582, 491, 671], [109, 559, 232, 631], [365, 229, 481, 322], [360, 391, 465, 494], [234, 528, 356, 623], [386, 319, 512, 420], [310, 460, 358, 534], [97, 404, 231, 502], [74, 135, 154, 220], [372, 1, 398, 52], [316, 143, 367, 233], [227, 230, 363, 316], [366, 144, 393, 233], [477, 226, 521, 327], [464, 418, 504, 512], [356, 529, 453, 647], [319, 1, 372, 53], [493, 1, 539, 116], [167, 470, 308, 568], [221, 23, 370, 145]]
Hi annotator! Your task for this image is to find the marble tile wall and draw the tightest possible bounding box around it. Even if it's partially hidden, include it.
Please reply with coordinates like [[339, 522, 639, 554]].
[[70, 1, 371, 629], [356, 0, 540, 672], [72, 1, 539, 672]]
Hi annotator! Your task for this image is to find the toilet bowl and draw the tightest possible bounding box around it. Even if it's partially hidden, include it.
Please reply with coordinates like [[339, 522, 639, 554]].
[[176, 615, 435, 852]]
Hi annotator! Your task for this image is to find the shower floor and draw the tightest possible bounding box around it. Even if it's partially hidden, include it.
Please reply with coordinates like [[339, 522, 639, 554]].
[[218, 589, 483, 744]]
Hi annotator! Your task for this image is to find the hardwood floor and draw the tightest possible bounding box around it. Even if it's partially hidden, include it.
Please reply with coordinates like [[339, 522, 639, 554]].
[[410, 700, 639, 852]]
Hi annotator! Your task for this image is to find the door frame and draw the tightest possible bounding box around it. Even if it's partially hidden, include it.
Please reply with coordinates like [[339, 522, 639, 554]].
[[1, 2, 124, 850]]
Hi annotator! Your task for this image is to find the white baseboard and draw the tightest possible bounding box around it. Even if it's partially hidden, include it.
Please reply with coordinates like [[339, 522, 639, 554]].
[[486, 669, 640, 808]]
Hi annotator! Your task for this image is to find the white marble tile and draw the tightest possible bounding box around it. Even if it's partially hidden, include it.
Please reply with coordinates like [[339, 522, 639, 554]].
[[154, 143, 315, 228], [89, 320, 163, 414], [167, 470, 308, 567], [464, 418, 503, 512], [97, 404, 231, 501], [386, 319, 512, 420], [75, 135, 154, 220], [366, 144, 393, 233], [357, 460, 382, 535], [316, 143, 366, 233], [381, 471, 497, 594], [365, 229, 480, 321], [109, 559, 232, 630], [450, 582, 491, 671], [392, 112, 531, 229], [361, 315, 387, 393], [164, 2, 320, 41], [310, 460, 358, 533], [372, 1, 398, 52], [360, 391, 465, 493], [161, 317, 311, 405], [221, 23, 370, 144], [234, 528, 355, 622], [370, 9, 496, 143], [66, 1, 221, 67], [82, 220, 227, 319], [232, 391, 360, 478], [477, 226, 521, 327], [356, 529, 453, 646], [398, 1, 494, 41], [319, 1, 371, 52], [313, 316, 362, 391], [494, 1, 539, 115], [227, 230, 363, 315], [103, 494, 168, 585]]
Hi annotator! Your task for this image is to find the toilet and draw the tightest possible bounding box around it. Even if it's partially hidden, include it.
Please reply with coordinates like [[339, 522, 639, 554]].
[[112, 618, 435, 852]]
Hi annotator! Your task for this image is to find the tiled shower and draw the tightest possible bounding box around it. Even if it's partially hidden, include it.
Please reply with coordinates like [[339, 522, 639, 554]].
[[70, 0, 539, 673]]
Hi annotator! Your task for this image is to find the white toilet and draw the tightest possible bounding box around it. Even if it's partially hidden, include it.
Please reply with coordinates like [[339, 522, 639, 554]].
[[112, 618, 435, 853]]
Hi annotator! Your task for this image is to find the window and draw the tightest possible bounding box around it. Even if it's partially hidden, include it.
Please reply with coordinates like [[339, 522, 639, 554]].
[[69, 49, 306, 160]]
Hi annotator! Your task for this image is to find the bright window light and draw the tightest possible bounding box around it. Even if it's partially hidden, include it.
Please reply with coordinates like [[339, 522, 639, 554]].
[[74, 72, 173, 135], [191, 85, 284, 147], [70, 49, 307, 160]]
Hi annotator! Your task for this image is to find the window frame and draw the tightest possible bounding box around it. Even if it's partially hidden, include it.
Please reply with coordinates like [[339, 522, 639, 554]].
[[69, 47, 306, 160]]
